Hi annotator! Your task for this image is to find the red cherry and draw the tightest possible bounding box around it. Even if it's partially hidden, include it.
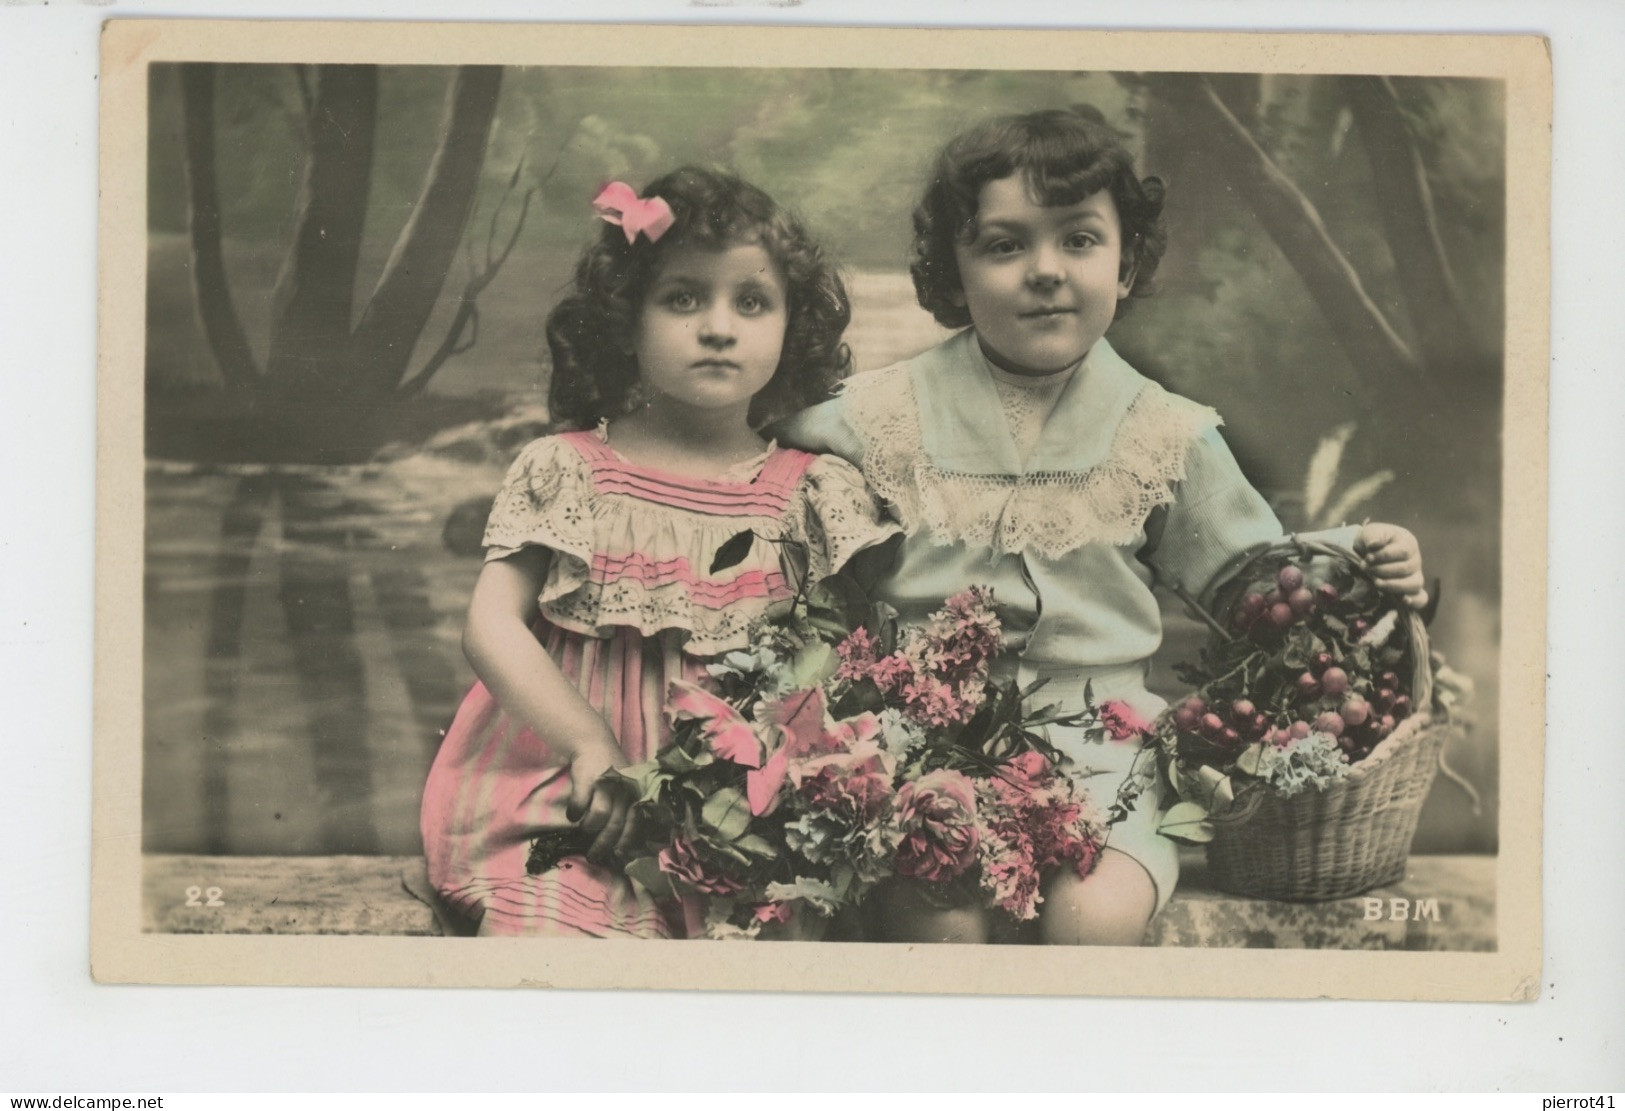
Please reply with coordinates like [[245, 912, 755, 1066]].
[[1250, 711, 1270, 736], [1184, 696, 1208, 715], [1314, 711, 1347, 737], [1315, 583, 1340, 606], [1200, 713, 1224, 737], [1268, 603, 1294, 629], [1320, 667, 1350, 696], [1277, 565, 1305, 592], [1341, 697, 1371, 727], [1174, 706, 1201, 732], [1269, 728, 1292, 747], [1240, 593, 1266, 618], [1379, 671, 1401, 691], [1391, 695, 1413, 720], [1288, 720, 1312, 740], [1373, 687, 1396, 712], [1311, 652, 1335, 676], [1377, 714, 1396, 738], [1351, 618, 1371, 640], [1296, 672, 1321, 698], [1218, 726, 1241, 748], [1231, 699, 1256, 721], [1288, 587, 1315, 617]]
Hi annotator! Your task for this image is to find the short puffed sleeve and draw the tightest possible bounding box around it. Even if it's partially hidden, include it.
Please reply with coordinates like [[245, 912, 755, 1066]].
[[781, 453, 903, 583], [481, 436, 597, 572]]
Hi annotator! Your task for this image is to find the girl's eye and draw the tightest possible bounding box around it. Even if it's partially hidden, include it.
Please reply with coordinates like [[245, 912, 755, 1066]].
[[736, 293, 772, 315], [1065, 231, 1099, 250], [664, 290, 699, 311], [987, 239, 1022, 257]]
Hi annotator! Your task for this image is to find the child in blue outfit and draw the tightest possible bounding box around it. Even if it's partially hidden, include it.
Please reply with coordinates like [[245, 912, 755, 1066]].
[[777, 108, 1427, 945]]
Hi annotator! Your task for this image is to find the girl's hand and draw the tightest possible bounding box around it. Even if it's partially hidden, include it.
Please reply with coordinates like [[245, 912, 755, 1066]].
[[1356, 522, 1428, 609], [566, 732, 638, 864]]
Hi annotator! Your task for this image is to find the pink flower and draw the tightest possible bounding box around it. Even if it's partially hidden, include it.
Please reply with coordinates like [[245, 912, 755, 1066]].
[[834, 627, 879, 681], [657, 835, 743, 896], [901, 673, 970, 728], [752, 902, 794, 925], [667, 680, 761, 768], [891, 770, 981, 883], [1100, 700, 1152, 741], [999, 751, 1056, 790]]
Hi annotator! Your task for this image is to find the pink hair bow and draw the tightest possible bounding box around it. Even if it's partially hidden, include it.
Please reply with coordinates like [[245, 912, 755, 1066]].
[[592, 181, 675, 245]]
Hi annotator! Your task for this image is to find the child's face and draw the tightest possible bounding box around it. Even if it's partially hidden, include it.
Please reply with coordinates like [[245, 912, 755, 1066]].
[[634, 241, 789, 418], [952, 175, 1133, 375]]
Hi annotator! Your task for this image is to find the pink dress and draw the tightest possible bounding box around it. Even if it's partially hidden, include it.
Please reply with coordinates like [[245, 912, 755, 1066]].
[[420, 429, 899, 937]]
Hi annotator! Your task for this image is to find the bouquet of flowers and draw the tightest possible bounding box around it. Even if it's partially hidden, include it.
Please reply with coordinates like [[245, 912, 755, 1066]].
[[528, 538, 1126, 938], [1118, 537, 1471, 899]]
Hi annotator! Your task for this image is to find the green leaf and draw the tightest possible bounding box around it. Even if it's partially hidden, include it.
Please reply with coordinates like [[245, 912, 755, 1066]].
[[807, 573, 870, 631], [701, 786, 753, 841], [1234, 742, 1267, 777], [733, 833, 779, 859], [710, 530, 756, 574], [1158, 800, 1215, 843], [623, 855, 677, 900], [788, 640, 837, 688]]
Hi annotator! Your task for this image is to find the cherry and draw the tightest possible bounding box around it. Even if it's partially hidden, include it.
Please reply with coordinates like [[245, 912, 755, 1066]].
[[1296, 672, 1321, 698], [1277, 565, 1306, 593], [1379, 671, 1400, 691], [1200, 713, 1224, 737], [1267, 603, 1294, 629], [1311, 652, 1335, 676], [1373, 687, 1396, 712], [1241, 593, 1266, 618], [1377, 714, 1396, 738], [1288, 720, 1312, 740], [1391, 695, 1413, 720], [1174, 705, 1201, 732], [1314, 711, 1346, 737], [1288, 587, 1315, 617], [1250, 711, 1270, 736], [1341, 697, 1371, 727], [1320, 667, 1350, 697], [1218, 726, 1241, 748], [1231, 699, 1257, 721], [1350, 617, 1371, 640], [1315, 583, 1340, 606]]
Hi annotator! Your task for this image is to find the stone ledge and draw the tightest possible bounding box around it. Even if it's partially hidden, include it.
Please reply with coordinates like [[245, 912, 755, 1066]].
[[142, 851, 1495, 950]]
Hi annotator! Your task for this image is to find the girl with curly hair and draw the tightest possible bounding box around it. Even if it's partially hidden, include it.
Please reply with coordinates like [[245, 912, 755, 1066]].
[[420, 167, 899, 937], [778, 109, 1427, 946]]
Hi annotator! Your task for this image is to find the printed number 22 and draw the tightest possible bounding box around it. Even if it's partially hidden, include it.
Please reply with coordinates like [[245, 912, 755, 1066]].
[[185, 885, 225, 907]]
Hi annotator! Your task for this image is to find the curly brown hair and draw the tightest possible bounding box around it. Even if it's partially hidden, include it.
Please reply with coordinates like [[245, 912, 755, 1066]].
[[545, 167, 853, 431], [910, 108, 1167, 330]]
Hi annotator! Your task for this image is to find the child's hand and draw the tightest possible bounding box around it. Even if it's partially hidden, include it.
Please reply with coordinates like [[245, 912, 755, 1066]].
[[1355, 522, 1428, 609], [566, 732, 636, 864]]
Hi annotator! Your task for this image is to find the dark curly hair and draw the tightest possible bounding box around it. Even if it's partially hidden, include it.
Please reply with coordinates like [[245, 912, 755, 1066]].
[[545, 167, 853, 431], [909, 108, 1167, 330]]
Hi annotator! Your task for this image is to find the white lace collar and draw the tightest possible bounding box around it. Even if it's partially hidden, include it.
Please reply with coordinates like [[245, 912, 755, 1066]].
[[838, 332, 1220, 558]]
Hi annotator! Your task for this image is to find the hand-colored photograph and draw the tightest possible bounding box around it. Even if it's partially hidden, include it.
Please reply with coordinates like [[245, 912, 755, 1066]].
[[93, 21, 1548, 998]]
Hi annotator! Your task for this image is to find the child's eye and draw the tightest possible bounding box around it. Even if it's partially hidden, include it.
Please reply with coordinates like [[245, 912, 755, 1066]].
[[736, 292, 770, 315], [986, 238, 1023, 257], [663, 290, 699, 311], [1065, 231, 1100, 250]]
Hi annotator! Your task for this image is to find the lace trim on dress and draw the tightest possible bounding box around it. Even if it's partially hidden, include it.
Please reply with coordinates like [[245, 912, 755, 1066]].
[[478, 436, 898, 655], [840, 363, 1219, 559]]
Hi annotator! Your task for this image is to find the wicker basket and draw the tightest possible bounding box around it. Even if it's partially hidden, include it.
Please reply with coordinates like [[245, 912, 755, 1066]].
[[1187, 539, 1454, 902]]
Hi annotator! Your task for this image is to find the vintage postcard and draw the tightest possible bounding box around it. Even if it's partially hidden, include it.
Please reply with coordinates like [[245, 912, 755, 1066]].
[[93, 19, 1548, 998]]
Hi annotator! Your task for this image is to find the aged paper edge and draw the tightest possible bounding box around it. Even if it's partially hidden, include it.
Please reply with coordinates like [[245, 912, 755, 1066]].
[[92, 18, 1550, 1000]]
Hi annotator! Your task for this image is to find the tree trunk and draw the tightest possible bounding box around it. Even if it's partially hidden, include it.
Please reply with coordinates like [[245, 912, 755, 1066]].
[[1340, 76, 1483, 379], [266, 65, 379, 395], [180, 63, 261, 391], [1149, 74, 1425, 396], [350, 66, 504, 395]]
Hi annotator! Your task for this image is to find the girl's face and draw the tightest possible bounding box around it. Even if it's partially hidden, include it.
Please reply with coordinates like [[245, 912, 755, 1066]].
[[952, 175, 1133, 375], [634, 240, 789, 419]]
